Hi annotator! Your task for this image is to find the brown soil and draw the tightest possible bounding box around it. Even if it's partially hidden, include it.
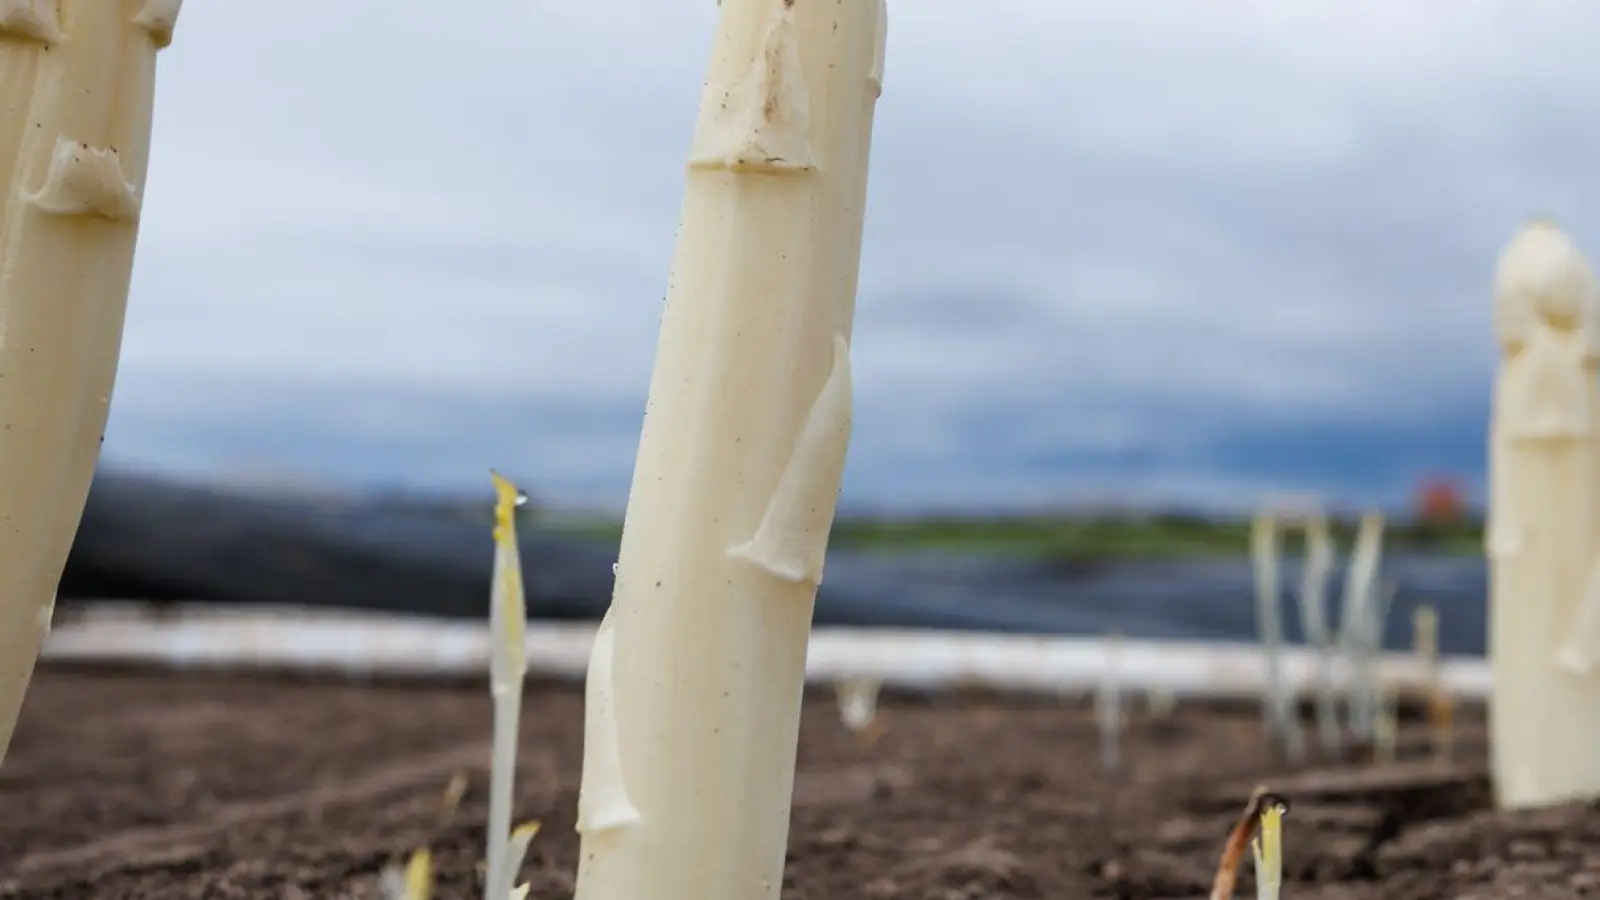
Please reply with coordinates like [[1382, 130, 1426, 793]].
[[0, 666, 1589, 899]]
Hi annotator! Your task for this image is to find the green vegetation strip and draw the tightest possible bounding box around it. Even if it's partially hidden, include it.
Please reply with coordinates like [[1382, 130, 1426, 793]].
[[535, 514, 1484, 561]]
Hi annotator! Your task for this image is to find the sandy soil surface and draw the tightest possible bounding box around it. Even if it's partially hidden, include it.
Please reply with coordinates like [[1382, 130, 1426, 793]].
[[2, 666, 1586, 899]]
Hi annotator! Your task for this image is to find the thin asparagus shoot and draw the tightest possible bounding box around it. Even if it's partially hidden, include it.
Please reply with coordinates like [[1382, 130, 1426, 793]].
[[1296, 513, 1340, 756], [1250, 514, 1303, 762], [1209, 786, 1289, 900], [1412, 604, 1453, 762], [1096, 629, 1124, 773], [486, 471, 531, 900], [406, 850, 434, 900], [1373, 689, 1399, 764], [1338, 513, 1387, 743], [379, 847, 434, 900], [1250, 793, 1287, 900], [441, 771, 469, 823], [1429, 686, 1456, 765], [1359, 578, 1400, 746]]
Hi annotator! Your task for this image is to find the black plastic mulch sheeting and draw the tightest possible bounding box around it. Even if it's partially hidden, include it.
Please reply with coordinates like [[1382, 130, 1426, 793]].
[[58, 472, 1490, 656]]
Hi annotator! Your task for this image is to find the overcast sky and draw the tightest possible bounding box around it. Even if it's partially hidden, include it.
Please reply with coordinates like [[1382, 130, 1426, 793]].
[[101, 0, 1600, 512]]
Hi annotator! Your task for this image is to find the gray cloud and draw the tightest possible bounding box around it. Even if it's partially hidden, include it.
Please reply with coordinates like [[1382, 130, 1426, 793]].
[[100, 0, 1600, 510]]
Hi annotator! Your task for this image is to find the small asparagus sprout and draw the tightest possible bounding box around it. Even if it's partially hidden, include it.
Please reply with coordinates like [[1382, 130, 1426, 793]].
[[406, 850, 434, 900], [1413, 604, 1453, 762], [1096, 630, 1124, 773], [1250, 513, 1304, 762], [441, 771, 470, 823], [1145, 686, 1176, 719], [486, 471, 531, 900], [1412, 605, 1439, 685], [1373, 686, 1399, 764], [1359, 578, 1400, 747], [1428, 686, 1456, 765], [1296, 513, 1341, 757], [379, 847, 434, 900], [835, 676, 885, 746], [1209, 786, 1290, 900], [377, 772, 476, 900], [1338, 513, 1388, 744], [1250, 794, 1288, 900]]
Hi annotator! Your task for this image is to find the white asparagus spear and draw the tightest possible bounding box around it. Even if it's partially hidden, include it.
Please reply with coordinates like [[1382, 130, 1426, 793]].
[[1338, 512, 1385, 742], [571, 2, 886, 899], [1488, 220, 1600, 809], [1296, 511, 1340, 755], [1096, 629, 1123, 773], [1250, 512, 1302, 761], [0, 0, 182, 763], [485, 472, 530, 900], [1412, 604, 1453, 762]]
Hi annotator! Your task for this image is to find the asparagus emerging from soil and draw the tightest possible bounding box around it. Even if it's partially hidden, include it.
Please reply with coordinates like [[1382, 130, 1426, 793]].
[[1412, 604, 1453, 762], [1096, 629, 1124, 773], [442, 772, 469, 822], [380, 848, 433, 900], [1373, 690, 1399, 764], [1295, 513, 1340, 756], [486, 472, 534, 900], [380, 849, 434, 900], [1338, 514, 1387, 744], [1209, 786, 1289, 900], [1249, 514, 1303, 762], [1250, 795, 1286, 900], [379, 774, 474, 899], [835, 676, 885, 746], [1488, 220, 1600, 809], [0, 0, 181, 764], [570, 2, 886, 898]]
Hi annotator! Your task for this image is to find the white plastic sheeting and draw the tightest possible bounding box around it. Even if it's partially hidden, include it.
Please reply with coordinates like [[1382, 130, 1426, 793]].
[[40, 602, 1491, 699]]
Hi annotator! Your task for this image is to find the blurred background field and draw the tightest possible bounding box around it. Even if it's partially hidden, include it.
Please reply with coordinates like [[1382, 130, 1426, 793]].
[[59, 0, 1588, 661], [539, 506, 1483, 560]]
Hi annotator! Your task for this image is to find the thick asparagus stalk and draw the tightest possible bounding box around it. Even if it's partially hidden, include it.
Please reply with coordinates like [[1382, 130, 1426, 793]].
[[1488, 219, 1600, 809], [0, 0, 181, 763], [571, 2, 886, 899]]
